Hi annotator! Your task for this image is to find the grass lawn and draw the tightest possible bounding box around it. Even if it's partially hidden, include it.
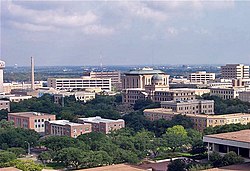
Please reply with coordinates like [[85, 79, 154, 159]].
[[43, 162, 65, 170]]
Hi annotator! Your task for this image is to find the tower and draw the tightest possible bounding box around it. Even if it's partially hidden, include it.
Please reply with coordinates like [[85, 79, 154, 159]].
[[0, 60, 5, 93], [31, 57, 35, 90]]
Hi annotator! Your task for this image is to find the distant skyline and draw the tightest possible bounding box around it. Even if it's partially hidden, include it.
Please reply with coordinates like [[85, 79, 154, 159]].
[[1, 1, 250, 66]]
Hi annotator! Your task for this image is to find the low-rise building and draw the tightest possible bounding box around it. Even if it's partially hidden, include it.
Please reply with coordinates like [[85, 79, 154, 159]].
[[3, 82, 43, 94], [210, 87, 248, 99], [161, 99, 214, 114], [143, 108, 250, 132], [238, 91, 250, 103], [188, 71, 215, 83], [0, 100, 10, 112], [54, 91, 95, 105], [8, 112, 56, 133], [171, 88, 210, 96], [203, 130, 250, 160], [78, 116, 125, 134], [45, 120, 92, 138], [0, 94, 32, 102]]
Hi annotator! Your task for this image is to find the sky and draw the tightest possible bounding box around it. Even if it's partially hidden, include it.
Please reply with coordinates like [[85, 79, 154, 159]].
[[1, 0, 250, 66]]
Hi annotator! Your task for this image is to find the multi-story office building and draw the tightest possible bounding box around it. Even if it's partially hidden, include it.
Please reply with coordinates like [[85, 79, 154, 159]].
[[47, 77, 112, 91], [122, 67, 170, 89], [188, 71, 215, 83], [84, 71, 122, 90], [0, 100, 10, 112], [78, 116, 125, 134], [45, 120, 92, 138], [8, 112, 56, 133], [210, 87, 248, 100], [161, 99, 214, 114], [221, 64, 249, 79], [239, 91, 250, 103], [143, 108, 250, 132]]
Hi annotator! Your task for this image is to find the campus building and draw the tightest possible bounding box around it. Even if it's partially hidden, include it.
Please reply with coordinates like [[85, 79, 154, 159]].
[[0, 100, 10, 112], [188, 71, 215, 83], [161, 99, 214, 114], [54, 91, 95, 105], [238, 91, 250, 103], [8, 112, 56, 133], [84, 71, 122, 90], [78, 116, 125, 134], [45, 120, 92, 138], [221, 64, 249, 79], [143, 108, 250, 132], [0, 94, 32, 103], [3, 82, 44, 94], [203, 130, 250, 160], [210, 87, 248, 100], [47, 77, 112, 91]]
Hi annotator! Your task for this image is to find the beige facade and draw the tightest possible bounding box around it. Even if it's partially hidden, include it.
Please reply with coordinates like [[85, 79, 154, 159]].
[[8, 112, 56, 133], [45, 120, 92, 138], [0, 94, 32, 102], [221, 64, 249, 79], [171, 88, 210, 96], [47, 77, 112, 91], [143, 108, 250, 132], [238, 91, 250, 103], [0, 100, 10, 112], [161, 100, 214, 114], [54, 91, 95, 105], [188, 71, 215, 83], [122, 67, 170, 89], [78, 116, 125, 134], [210, 87, 248, 99], [3, 82, 43, 94]]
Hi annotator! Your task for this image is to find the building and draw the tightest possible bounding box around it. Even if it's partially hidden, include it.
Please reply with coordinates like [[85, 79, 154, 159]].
[[0, 94, 32, 102], [0, 100, 10, 112], [171, 88, 210, 96], [8, 112, 56, 133], [143, 108, 250, 131], [188, 71, 215, 83], [239, 91, 250, 103], [84, 71, 122, 90], [221, 64, 249, 79], [47, 77, 112, 91], [54, 91, 95, 105], [210, 87, 248, 99], [45, 120, 92, 138], [3, 82, 43, 94], [161, 99, 214, 114], [122, 67, 170, 89], [203, 130, 250, 160], [0, 60, 5, 93], [78, 116, 125, 134]]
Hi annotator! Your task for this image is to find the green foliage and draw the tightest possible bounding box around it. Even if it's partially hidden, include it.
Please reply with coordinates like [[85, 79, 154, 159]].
[[0, 151, 17, 164], [163, 125, 189, 152], [167, 159, 186, 171], [204, 123, 250, 135], [7, 147, 26, 157], [10, 159, 43, 171], [133, 99, 160, 110], [187, 163, 212, 171], [222, 151, 244, 166], [0, 119, 14, 128], [0, 110, 8, 120], [209, 151, 223, 167], [201, 94, 250, 114], [38, 151, 53, 164]]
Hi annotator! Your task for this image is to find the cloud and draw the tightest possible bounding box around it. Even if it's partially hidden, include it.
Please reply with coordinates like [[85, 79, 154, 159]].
[[83, 25, 114, 35], [9, 21, 56, 32]]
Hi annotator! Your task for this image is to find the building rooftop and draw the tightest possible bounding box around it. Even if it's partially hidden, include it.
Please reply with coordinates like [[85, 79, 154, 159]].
[[78, 116, 124, 124], [125, 67, 165, 75], [78, 164, 145, 171], [203, 163, 250, 171], [204, 129, 250, 144], [0, 100, 10, 103], [161, 99, 214, 104], [48, 120, 87, 126], [144, 108, 180, 115], [185, 113, 250, 119], [8, 112, 54, 117]]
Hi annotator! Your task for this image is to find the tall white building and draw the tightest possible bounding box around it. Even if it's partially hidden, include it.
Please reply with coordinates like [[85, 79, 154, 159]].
[[0, 60, 5, 94], [221, 64, 249, 79], [188, 71, 215, 83]]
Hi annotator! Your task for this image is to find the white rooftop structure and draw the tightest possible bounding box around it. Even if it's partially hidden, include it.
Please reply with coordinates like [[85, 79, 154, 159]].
[[78, 116, 124, 123], [48, 120, 84, 126]]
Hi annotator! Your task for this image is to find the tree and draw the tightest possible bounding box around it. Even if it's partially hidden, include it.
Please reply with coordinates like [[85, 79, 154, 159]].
[[38, 151, 53, 164], [163, 125, 189, 152], [171, 115, 194, 129], [11, 159, 43, 171], [222, 151, 244, 166], [209, 151, 223, 167], [133, 99, 160, 110], [54, 147, 84, 169], [0, 151, 16, 164], [7, 147, 26, 157], [167, 159, 186, 171]]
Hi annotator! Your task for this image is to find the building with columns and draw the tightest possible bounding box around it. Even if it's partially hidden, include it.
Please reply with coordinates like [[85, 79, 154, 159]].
[[203, 130, 250, 161]]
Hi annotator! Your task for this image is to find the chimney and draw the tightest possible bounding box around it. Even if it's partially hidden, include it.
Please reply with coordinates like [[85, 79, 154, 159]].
[[31, 57, 35, 90]]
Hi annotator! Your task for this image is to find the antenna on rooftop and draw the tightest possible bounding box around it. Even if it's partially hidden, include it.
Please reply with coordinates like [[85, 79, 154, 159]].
[[99, 52, 103, 71]]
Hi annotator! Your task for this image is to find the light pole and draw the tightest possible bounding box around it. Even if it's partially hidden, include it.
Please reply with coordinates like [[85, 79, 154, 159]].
[[25, 141, 30, 156]]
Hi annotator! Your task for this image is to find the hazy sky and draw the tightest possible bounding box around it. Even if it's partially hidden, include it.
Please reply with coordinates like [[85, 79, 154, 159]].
[[1, 1, 250, 66]]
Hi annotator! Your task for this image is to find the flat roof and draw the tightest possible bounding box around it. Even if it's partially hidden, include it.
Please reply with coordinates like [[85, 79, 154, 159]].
[[1, 167, 21, 171], [78, 164, 145, 171], [78, 116, 124, 124], [204, 163, 250, 171], [204, 129, 250, 144], [48, 120, 87, 126], [8, 112, 54, 117], [186, 113, 250, 119], [144, 108, 180, 115], [161, 99, 214, 104], [0, 100, 10, 103]]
